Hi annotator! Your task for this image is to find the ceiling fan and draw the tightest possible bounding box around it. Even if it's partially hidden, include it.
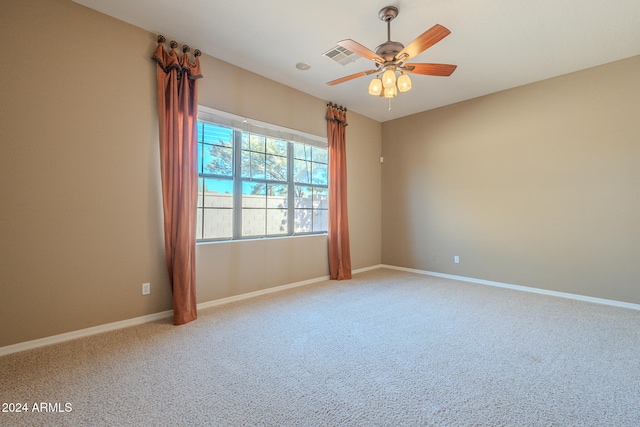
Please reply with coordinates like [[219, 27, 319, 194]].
[[327, 6, 457, 98]]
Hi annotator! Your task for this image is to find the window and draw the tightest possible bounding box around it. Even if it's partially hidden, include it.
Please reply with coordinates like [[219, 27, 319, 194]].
[[196, 115, 328, 242]]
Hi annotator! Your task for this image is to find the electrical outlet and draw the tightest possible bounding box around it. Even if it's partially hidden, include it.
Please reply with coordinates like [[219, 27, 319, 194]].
[[142, 282, 151, 295], [454, 256, 460, 264]]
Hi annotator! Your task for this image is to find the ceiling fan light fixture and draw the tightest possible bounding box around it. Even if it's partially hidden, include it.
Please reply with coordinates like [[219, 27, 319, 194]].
[[368, 78, 383, 96], [325, 5, 456, 104], [397, 73, 412, 92], [382, 68, 396, 88]]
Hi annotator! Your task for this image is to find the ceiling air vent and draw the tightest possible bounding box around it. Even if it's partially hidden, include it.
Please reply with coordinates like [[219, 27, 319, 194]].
[[322, 45, 359, 65]]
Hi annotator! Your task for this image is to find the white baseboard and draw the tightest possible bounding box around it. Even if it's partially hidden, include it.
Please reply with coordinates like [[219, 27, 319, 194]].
[[197, 265, 378, 310], [0, 310, 173, 357], [196, 275, 331, 310], [353, 265, 383, 274], [0, 271, 343, 357], [381, 264, 640, 311]]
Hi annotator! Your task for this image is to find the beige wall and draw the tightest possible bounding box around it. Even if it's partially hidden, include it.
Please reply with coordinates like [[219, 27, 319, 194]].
[[0, 0, 381, 348], [382, 55, 640, 303]]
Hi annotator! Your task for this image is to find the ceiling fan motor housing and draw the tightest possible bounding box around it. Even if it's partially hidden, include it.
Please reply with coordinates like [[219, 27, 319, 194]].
[[375, 41, 405, 62]]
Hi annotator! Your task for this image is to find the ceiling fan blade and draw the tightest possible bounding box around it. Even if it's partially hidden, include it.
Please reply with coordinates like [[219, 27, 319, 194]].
[[403, 63, 457, 76], [397, 24, 451, 61], [327, 69, 378, 86], [337, 39, 384, 63]]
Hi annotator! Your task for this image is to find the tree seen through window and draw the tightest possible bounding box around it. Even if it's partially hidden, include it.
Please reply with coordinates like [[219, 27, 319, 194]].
[[196, 121, 328, 240]]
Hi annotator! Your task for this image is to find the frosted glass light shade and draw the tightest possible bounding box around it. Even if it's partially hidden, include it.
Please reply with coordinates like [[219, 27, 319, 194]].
[[382, 69, 396, 88], [383, 85, 397, 98], [397, 73, 412, 92], [368, 78, 382, 96]]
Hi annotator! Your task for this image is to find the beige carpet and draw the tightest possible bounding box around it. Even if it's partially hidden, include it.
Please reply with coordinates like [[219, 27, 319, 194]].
[[2, 268, 640, 426]]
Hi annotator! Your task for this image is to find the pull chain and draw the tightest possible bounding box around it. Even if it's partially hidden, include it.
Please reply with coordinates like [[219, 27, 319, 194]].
[[388, 98, 392, 111]]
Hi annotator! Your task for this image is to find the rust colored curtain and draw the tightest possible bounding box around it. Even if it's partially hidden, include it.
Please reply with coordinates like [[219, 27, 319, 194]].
[[152, 37, 202, 324], [326, 103, 352, 280]]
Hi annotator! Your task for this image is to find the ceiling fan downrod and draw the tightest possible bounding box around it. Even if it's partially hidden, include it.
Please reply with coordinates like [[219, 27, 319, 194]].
[[375, 6, 404, 62], [379, 6, 398, 42]]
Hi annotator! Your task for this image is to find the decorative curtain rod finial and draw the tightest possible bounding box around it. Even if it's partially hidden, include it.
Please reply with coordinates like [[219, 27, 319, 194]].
[[327, 102, 347, 112], [155, 35, 201, 59]]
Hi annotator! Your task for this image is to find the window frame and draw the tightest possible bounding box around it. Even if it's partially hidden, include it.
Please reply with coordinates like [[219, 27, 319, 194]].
[[196, 107, 328, 243]]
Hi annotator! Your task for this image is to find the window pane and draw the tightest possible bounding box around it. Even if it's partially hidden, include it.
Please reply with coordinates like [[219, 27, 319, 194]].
[[294, 143, 312, 161], [242, 182, 266, 208], [246, 134, 265, 152], [198, 143, 203, 173], [242, 208, 266, 237], [295, 185, 313, 233], [311, 162, 327, 185], [294, 159, 310, 183], [266, 209, 288, 235], [203, 208, 233, 239], [250, 152, 266, 179], [242, 151, 266, 179], [312, 146, 328, 163], [313, 209, 328, 232], [292, 185, 328, 233], [267, 184, 287, 209], [266, 154, 287, 181], [266, 138, 287, 156], [197, 178, 204, 208], [204, 178, 233, 208], [203, 144, 233, 176], [295, 186, 313, 208], [294, 209, 312, 233], [203, 123, 232, 146], [313, 187, 328, 209]]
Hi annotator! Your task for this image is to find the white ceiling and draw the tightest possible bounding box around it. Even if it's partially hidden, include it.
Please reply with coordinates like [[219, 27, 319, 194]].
[[73, 0, 640, 122]]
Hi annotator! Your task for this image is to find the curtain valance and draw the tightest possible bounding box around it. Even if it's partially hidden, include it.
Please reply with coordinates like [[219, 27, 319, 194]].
[[152, 35, 203, 80]]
